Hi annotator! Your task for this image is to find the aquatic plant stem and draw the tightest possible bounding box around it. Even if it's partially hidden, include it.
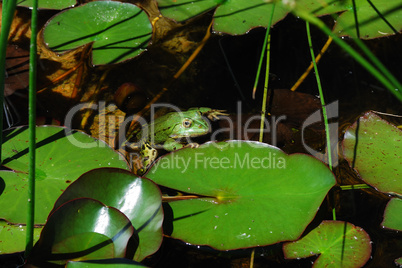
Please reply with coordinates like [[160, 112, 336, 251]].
[[306, 22, 336, 221], [259, 34, 271, 143], [258, 4, 275, 142], [290, 36, 333, 92], [293, 8, 402, 102], [26, 0, 39, 256], [305, 22, 332, 171], [0, 0, 18, 162]]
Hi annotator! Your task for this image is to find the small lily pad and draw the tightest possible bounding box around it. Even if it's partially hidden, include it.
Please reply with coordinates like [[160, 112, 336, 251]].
[[43, 1, 152, 65], [342, 112, 402, 196], [53, 168, 163, 261], [381, 198, 402, 231], [283, 220, 371, 267], [146, 140, 335, 250], [28, 198, 134, 266]]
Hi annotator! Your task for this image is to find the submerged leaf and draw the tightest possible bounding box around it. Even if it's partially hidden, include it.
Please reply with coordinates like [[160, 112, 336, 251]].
[[146, 140, 335, 250]]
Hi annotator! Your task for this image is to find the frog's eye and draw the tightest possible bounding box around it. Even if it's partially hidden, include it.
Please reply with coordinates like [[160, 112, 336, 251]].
[[183, 119, 192, 128]]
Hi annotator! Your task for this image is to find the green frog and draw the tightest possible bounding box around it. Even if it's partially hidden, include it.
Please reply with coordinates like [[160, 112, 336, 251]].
[[124, 107, 227, 174]]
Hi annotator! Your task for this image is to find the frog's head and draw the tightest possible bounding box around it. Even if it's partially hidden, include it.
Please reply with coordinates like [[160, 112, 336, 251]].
[[170, 117, 210, 138]]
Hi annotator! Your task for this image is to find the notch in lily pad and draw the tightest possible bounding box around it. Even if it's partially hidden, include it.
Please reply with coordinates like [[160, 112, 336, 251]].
[[43, 1, 153, 65]]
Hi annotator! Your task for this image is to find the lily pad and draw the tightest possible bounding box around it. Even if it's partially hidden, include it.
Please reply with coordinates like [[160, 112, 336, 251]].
[[0, 125, 129, 224], [146, 140, 335, 250], [294, 0, 402, 39], [283, 220, 371, 267], [381, 198, 402, 231], [331, 0, 402, 39], [157, 0, 289, 35], [342, 112, 402, 196], [17, 0, 76, 9], [0, 220, 41, 254], [43, 1, 152, 65], [28, 198, 134, 266], [157, 0, 401, 39], [53, 168, 163, 261]]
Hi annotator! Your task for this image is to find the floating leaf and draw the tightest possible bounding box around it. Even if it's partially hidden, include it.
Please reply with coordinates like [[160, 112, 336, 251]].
[[146, 141, 335, 250], [17, 0, 76, 9], [158, 0, 401, 38], [157, 0, 289, 35], [43, 1, 152, 65], [0, 220, 41, 254], [342, 112, 402, 196], [53, 168, 163, 261], [283, 220, 371, 267], [0, 125, 129, 224], [331, 0, 402, 39], [28, 198, 134, 266], [381, 198, 402, 231]]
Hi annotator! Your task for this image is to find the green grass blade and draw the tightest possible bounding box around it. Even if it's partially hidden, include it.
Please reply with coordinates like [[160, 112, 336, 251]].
[[293, 8, 402, 102], [26, 0, 39, 256]]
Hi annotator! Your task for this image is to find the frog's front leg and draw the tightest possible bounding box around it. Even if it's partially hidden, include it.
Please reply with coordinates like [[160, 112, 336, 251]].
[[139, 142, 158, 175], [162, 139, 186, 151]]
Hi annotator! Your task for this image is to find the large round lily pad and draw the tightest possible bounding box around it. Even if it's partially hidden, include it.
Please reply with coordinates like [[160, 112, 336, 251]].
[[43, 1, 152, 65], [146, 140, 335, 250], [342, 112, 402, 196], [0, 125, 129, 224], [283, 220, 371, 267], [53, 168, 163, 261]]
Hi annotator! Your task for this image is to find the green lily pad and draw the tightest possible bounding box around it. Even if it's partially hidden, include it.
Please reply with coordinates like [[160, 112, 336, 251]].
[[28, 198, 134, 266], [146, 140, 335, 250], [53, 168, 163, 261], [43, 1, 152, 65], [342, 112, 402, 196], [293, 0, 402, 39], [0, 125, 129, 224], [283, 220, 371, 267], [158, 0, 401, 39], [157, 0, 289, 35], [0, 220, 41, 254], [381, 198, 402, 231], [17, 0, 76, 9], [67, 259, 146, 267], [331, 0, 402, 39]]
